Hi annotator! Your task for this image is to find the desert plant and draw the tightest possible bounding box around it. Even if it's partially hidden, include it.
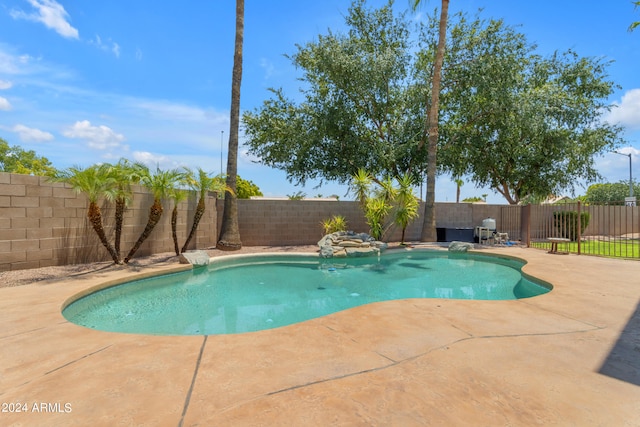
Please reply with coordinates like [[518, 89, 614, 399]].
[[394, 174, 419, 244], [182, 168, 231, 253], [124, 166, 185, 263], [51, 165, 121, 264], [320, 215, 348, 235], [103, 159, 146, 259], [365, 197, 392, 240]]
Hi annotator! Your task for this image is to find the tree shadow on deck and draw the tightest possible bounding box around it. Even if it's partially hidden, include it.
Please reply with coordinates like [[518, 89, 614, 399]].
[[598, 299, 640, 386]]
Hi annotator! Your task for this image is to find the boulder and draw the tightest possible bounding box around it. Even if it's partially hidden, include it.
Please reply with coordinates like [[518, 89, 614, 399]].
[[318, 231, 387, 258], [448, 241, 474, 253], [179, 250, 211, 267]]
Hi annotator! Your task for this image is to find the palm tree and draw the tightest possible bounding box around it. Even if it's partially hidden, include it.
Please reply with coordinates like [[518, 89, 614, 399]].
[[124, 166, 184, 263], [394, 174, 420, 244], [52, 165, 121, 264], [170, 187, 189, 256], [104, 159, 146, 260], [411, 0, 450, 241], [217, 0, 245, 251], [454, 177, 464, 203], [182, 168, 231, 253]]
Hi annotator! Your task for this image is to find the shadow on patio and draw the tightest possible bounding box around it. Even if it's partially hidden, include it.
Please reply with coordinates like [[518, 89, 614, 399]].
[[599, 299, 640, 386]]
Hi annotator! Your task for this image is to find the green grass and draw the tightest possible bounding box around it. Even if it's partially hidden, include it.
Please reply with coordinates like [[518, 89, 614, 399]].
[[531, 239, 640, 259]]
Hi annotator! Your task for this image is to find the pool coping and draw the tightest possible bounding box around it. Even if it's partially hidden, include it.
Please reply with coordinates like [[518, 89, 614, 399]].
[[60, 249, 553, 336], [1, 246, 639, 425]]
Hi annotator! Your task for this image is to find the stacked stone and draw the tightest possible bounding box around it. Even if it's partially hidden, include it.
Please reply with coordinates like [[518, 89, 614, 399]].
[[318, 231, 388, 258]]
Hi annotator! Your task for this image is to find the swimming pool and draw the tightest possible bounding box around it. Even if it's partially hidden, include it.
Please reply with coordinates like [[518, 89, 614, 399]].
[[62, 250, 551, 335]]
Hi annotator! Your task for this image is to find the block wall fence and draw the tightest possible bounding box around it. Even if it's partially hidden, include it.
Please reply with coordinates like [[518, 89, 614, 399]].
[[2, 171, 514, 272]]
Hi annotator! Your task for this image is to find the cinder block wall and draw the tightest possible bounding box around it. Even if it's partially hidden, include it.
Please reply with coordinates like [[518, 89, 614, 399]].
[[2, 171, 513, 271], [223, 199, 507, 246], [0, 172, 218, 271]]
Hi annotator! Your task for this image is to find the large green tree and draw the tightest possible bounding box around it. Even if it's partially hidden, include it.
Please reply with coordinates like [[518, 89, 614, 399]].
[[0, 138, 57, 176], [584, 181, 640, 205], [236, 176, 263, 199], [217, 0, 244, 251], [438, 16, 624, 204], [243, 0, 425, 185]]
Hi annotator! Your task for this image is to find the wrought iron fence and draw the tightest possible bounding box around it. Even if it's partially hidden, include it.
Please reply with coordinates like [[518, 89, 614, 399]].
[[527, 202, 640, 259]]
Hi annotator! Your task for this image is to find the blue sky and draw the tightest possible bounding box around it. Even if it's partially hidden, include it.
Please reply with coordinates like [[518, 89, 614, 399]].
[[0, 0, 639, 204]]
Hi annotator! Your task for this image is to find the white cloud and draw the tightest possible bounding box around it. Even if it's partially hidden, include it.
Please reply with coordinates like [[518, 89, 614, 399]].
[[89, 35, 121, 58], [606, 89, 640, 130], [0, 80, 13, 90], [62, 120, 125, 150], [135, 48, 143, 61], [10, 0, 79, 39], [0, 96, 11, 111], [132, 151, 171, 167], [260, 58, 275, 79], [12, 124, 54, 142], [133, 100, 227, 125]]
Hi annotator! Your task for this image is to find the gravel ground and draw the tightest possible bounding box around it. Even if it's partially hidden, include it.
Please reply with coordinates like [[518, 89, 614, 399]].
[[0, 245, 321, 289]]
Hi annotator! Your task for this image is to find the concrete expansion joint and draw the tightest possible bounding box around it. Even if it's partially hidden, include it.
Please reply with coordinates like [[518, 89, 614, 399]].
[[178, 335, 207, 427], [45, 345, 113, 376]]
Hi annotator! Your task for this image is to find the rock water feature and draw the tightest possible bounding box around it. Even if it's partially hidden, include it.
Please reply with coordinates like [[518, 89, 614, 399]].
[[318, 231, 388, 258]]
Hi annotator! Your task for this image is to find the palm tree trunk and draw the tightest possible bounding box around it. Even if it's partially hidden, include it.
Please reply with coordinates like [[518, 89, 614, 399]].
[[171, 204, 180, 256], [420, 0, 449, 242], [88, 202, 121, 264], [114, 197, 125, 259], [217, 0, 244, 251], [124, 201, 163, 263], [181, 199, 205, 253]]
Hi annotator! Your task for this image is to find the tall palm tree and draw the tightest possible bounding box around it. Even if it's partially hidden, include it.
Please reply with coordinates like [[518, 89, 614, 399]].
[[124, 166, 184, 263], [182, 168, 231, 253], [217, 0, 245, 251], [52, 165, 121, 264], [104, 159, 146, 260], [411, 0, 450, 241]]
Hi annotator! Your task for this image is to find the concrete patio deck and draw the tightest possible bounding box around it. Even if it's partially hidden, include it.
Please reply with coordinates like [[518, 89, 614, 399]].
[[1, 246, 639, 426]]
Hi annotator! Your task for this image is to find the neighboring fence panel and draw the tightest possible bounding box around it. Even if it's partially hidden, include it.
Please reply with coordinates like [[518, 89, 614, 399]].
[[528, 202, 640, 259]]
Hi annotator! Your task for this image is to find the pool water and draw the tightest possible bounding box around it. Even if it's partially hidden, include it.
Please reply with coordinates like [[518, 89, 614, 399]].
[[62, 251, 551, 335]]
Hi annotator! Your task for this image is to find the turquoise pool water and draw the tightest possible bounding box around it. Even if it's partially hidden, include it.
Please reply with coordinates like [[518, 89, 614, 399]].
[[62, 250, 551, 335]]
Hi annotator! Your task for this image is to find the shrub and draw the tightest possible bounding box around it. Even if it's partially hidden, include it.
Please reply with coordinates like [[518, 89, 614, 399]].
[[553, 211, 590, 241], [320, 215, 348, 235]]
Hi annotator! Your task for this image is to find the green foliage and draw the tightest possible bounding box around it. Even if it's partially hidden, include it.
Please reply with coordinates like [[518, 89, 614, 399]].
[[630, 1, 640, 31], [243, 4, 624, 205], [243, 0, 426, 185], [0, 137, 57, 176], [365, 197, 391, 240], [553, 211, 590, 241], [287, 191, 306, 200], [350, 170, 419, 242], [439, 16, 624, 204], [320, 215, 348, 235], [462, 196, 483, 202], [236, 176, 263, 198], [584, 181, 639, 205]]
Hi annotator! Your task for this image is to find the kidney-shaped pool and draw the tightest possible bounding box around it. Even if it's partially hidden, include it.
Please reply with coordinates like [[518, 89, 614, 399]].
[[62, 250, 551, 335]]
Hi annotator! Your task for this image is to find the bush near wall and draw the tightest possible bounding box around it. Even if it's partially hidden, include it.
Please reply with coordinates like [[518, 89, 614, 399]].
[[553, 211, 590, 241]]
